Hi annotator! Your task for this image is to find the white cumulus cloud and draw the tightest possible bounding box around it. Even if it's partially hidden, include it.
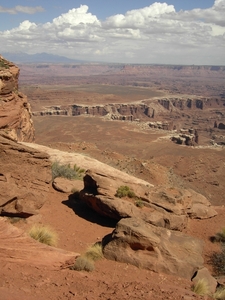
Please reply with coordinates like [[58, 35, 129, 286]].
[[0, 2, 224, 65], [0, 5, 44, 14]]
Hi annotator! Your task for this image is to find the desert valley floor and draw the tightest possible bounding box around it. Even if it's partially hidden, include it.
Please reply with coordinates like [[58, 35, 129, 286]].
[[1, 61, 225, 299]]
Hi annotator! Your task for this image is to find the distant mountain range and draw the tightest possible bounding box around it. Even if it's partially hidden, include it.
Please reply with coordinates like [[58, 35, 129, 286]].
[[1, 52, 85, 63]]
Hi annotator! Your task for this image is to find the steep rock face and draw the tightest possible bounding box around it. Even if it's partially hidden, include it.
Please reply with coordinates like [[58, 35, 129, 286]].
[[103, 217, 204, 279], [0, 55, 34, 142], [33, 97, 225, 128], [0, 135, 51, 217]]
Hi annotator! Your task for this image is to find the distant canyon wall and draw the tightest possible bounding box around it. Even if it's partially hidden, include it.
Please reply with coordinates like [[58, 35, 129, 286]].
[[33, 97, 225, 126]]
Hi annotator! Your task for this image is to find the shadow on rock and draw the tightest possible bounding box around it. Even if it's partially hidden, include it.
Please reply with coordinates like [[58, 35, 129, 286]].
[[62, 193, 117, 228]]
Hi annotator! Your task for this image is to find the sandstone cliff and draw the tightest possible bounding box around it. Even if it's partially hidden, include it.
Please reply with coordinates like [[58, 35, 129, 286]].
[[0, 55, 34, 142]]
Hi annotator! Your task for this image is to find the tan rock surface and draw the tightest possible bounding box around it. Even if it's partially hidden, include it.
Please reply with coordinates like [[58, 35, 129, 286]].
[[21, 142, 153, 187], [0, 135, 51, 216], [52, 177, 83, 193]]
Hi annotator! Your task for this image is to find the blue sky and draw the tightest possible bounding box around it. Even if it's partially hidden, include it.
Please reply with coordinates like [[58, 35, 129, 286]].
[[0, 1, 224, 64]]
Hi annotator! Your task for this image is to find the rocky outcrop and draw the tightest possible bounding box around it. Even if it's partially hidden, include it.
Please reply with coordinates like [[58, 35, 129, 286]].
[[0, 135, 51, 217], [171, 128, 199, 146], [0, 55, 34, 142], [192, 267, 217, 294], [79, 169, 217, 231], [148, 121, 170, 130], [102, 217, 204, 279]]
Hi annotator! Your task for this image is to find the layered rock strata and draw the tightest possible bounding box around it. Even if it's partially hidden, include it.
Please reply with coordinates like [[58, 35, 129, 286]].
[[0, 55, 34, 142]]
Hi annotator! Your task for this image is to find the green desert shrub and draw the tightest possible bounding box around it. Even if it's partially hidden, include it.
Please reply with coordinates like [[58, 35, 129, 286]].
[[192, 279, 209, 296], [70, 256, 95, 272], [135, 199, 144, 208], [213, 228, 225, 243], [51, 161, 85, 180], [28, 224, 58, 247], [115, 186, 144, 208], [115, 185, 136, 198], [73, 164, 85, 174], [0, 59, 9, 69]]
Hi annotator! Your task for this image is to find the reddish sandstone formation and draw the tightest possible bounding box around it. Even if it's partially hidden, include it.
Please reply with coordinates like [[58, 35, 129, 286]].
[[0, 55, 34, 142], [103, 217, 204, 279]]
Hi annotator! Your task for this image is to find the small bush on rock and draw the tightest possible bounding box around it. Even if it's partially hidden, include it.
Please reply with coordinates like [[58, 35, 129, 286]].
[[0, 59, 9, 69], [115, 186, 144, 208], [51, 161, 85, 180], [28, 225, 58, 247], [135, 199, 144, 208], [115, 185, 136, 198]]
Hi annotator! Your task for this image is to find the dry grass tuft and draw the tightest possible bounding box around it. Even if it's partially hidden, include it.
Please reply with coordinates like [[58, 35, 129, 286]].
[[213, 287, 225, 300], [192, 279, 209, 296], [70, 256, 95, 272], [70, 242, 103, 272], [85, 242, 103, 261], [28, 224, 58, 247]]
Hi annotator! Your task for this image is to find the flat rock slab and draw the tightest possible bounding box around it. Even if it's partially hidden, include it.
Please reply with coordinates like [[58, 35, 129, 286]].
[[52, 178, 84, 193], [21, 142, 153, 188]]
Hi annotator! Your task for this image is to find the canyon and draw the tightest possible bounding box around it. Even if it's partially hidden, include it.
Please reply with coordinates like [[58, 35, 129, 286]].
[[1, 56, 225, 299]]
